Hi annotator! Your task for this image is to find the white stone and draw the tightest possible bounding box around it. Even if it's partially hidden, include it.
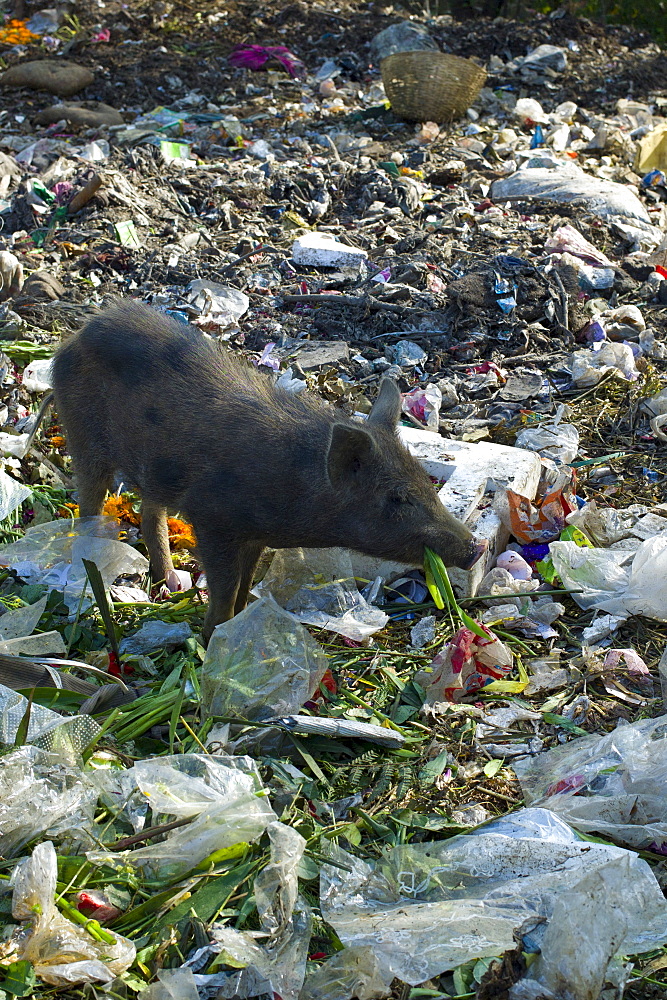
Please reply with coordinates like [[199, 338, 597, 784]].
[[349, 427, 542, 598], [291, 232, 368, 268]]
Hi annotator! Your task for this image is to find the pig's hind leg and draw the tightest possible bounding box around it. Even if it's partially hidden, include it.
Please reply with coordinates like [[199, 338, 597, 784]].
[[194, 529, 245, 641], [141, 501, 178, 589], [234, 542, 264, 616]]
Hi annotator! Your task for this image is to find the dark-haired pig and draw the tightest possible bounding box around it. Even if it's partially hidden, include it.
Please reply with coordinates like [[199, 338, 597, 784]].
[[52, 301, 486, 640]]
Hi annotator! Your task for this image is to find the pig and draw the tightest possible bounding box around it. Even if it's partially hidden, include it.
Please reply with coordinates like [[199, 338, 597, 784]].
[[51, 301, 486, 640]]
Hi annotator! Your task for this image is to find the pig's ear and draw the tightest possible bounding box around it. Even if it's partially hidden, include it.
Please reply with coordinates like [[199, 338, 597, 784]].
[[327, 424, 376, 484], [367, 377, 401, 429]]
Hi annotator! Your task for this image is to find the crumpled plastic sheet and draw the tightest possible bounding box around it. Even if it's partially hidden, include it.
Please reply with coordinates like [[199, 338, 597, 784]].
[[550, 533, 667, 619], [491, 161, 653, 226], [319, 807, 667, 989], [211, 821, 311, 1000], [119, 619, 193, 656], [187, 279, 249, 329], [570, 341, 640, 387], [4, 841, 135, 986], [140, 967, 200, 1000], [299, 945, 393, 1000], [0, 467, 31, 520], [254, 547, 388, 640], [201, 595, 328, 722], [0, 516, 148, 612], [515, 405, 579, 465], [88, 754, 276, 880], [0, 746, 99, 858], [512, 713, 667, 852], [565, 500, 660, 548], [0, 592, 48, 640], [417, 625, 514, 706], [507, 866, 634, 1000]]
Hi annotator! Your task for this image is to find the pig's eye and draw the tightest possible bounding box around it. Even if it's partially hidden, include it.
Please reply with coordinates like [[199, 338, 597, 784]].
[[389, 493, 413, 507]]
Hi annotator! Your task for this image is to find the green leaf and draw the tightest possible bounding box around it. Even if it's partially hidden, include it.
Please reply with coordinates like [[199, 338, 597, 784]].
[[158, 859, 257, 926], [13, 691, 33, 748], [418, 750, 449, 786], [1, 961, 37, 997], [542, 712, 588, 736], [483, 759, 503, 778], [82, 558, 120, 657]]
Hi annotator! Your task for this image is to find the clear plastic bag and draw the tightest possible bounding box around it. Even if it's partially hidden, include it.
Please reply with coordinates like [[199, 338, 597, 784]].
[[570, 342, 639, 388], [254, 548, 388, 641], [6, 841, 135, 986], [0, 746, 98, 857], [118, 620, 192, 655], [515, 405, 579, 465], [141, 968, 200, 1000], [88, 754, 276, 880], [0, 517, 148, 612], [201, 595, 329, 722], [512, 713, 667, 852], [211, 821, 311, 1000], [319, 807, 667, 987]]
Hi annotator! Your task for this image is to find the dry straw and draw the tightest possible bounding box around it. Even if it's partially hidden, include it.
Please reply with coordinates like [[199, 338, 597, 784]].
[[381, 50, 487, 123]]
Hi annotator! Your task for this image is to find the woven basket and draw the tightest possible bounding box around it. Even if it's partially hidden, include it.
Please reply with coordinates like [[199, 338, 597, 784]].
[[381, 50, 487, 124]]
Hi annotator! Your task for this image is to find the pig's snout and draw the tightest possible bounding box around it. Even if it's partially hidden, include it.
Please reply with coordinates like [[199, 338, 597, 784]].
[[459, 538, 488, 570]]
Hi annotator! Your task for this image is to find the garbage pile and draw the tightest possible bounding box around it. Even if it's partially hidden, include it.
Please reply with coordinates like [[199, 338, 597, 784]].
[[0, 1, 665, 999]]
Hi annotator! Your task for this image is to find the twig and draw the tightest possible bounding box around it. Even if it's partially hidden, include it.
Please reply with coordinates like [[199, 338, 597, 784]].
[[108, 816, 193, 851], [281, 293, 419, 314]]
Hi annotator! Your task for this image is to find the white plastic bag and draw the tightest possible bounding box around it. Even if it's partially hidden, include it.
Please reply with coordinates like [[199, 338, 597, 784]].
[[550, 534, 667, 619], [515, 405, 579, 464]]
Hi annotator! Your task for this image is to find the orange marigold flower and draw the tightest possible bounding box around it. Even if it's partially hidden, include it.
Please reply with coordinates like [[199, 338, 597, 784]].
[[58, 502, 79, 518], [103, 495, 141, 526], [48, 435, 66, 448], [167, 517, 197, 550]]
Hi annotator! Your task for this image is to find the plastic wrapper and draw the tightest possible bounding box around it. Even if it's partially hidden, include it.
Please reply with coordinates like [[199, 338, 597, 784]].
[[513, 713, 667, 852], [494, 473, 576, 544], [478, 567, 540, 606], [0, 746, 98, 857], [211, 822, 311, 1000], [201, 595, 328, 721], [570, 342, 639, 388], [3, 841, 135, 986], [515, 407, 579, 465], [319, 808, 667, 987], [119, 620, 192, 655], [254, 548, 388, 640], [550, 534, 667, 619], [0, 516, 148, 612], [401, 383, 442, 430], [417, 625, 513, 707], [0, 468, 31, 520], [544, 224, 613, 266], [187, 279, 249, 329], [299, 945, 393, 1000], [88, 754, 276, 879]]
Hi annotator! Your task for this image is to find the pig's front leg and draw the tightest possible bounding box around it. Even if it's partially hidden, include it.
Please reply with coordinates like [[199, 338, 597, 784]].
[[196, 531, 244, 642]]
